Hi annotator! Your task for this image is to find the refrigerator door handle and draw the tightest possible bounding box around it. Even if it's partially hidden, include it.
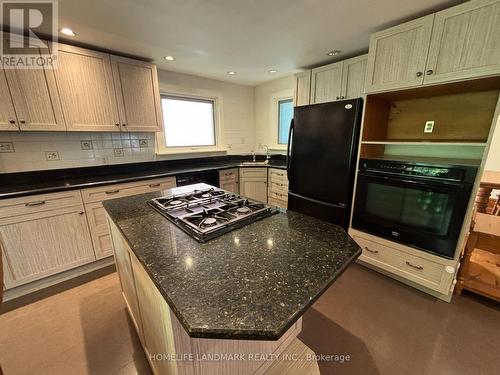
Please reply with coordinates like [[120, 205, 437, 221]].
[[286, 118, 294, 178]]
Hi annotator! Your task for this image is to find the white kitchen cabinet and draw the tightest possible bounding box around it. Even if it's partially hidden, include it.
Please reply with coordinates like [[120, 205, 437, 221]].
[[341, 54, 368, 99], [0, 70, 19, 131], [267, 168, 288, 209], [424, 0, 500, 84], [294, 70, 311, 106], [219, 168, 239, 194], [365, 15, 434, 93], [239, 168, 268, 203], [310, 61, 344, 104], [0, 205, 95, 289], [111, 55, 163, 132], [309, 55, 368, 104]]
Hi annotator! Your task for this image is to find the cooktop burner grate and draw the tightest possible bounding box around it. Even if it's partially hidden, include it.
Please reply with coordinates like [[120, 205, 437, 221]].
[[149, 187, 279, 242]]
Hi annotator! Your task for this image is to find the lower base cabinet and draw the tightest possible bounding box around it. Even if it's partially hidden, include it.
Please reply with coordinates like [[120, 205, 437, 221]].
[[0, 205, 95, 289], [239, 168, 268, 203], [219, 168, 239, 194], [267, 168, 288, 208]]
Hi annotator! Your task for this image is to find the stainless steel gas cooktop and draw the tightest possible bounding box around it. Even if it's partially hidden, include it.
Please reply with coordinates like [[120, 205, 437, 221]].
[[149, 187, 278, 242]]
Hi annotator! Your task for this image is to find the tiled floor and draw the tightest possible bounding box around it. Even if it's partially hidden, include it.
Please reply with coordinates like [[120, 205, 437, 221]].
[[1, 263, 499, 375]]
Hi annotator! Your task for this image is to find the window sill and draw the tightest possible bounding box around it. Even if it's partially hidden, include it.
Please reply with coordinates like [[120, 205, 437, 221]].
[[156, 147, 228, 156]]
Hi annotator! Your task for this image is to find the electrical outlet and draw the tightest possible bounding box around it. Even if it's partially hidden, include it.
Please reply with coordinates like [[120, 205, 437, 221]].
[[0, 142, 15, 153], [80, 140, 93, 150], [45, 151, 60, 161], [424, 121, 434, 133], [113, 148, 124, 157]]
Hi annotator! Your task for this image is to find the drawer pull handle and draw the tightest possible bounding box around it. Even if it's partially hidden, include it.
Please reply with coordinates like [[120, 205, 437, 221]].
[[364, 247, 378, 254], [25, 200, 46, 207], [149, 183, 161, 187], [105, 189, 120, 195], [406, 261, 423, 270]]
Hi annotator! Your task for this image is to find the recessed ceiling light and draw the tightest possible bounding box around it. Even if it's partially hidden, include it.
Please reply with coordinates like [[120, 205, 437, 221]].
[[227, 71, 236, 75], [164, 55, 175, 61], [327, 50, 341, 56], [268, 69, 278, 74], [59, 27, 76, 37]]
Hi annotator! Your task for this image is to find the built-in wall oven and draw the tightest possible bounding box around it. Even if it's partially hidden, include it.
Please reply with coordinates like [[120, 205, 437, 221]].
[[352, 159, 478, 259]]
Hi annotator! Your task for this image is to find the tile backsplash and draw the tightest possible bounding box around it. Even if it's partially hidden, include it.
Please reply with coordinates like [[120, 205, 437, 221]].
[[0, 132, 157, 173]]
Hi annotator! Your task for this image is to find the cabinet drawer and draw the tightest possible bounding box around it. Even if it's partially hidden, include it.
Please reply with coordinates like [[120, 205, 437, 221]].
[[353, 235, 445, 288], [268, 168, 287, 182], [268, 197, 287, 209], [239, 167, 267, 178], [219, 168, 238, 182], [81, 176, 176, 203], [0, 190, 83, 219], [268, 179, 288, 194], [268, 190, 288, 202]]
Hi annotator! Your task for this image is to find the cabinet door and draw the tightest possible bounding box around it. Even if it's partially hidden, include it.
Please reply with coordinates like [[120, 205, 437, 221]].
[[55, 44, 120, 131], [85, 202, 113, 259], [0, 70, 19, 131], [310, 62, 343, 104], [4, 60, 66, 131], [341, 54, 368, 99], [0, 206, 96, 289], [294, 71, 311, 106], [425, 0, 500, 84], [220, 180, 239, 194], [240, 179, 268, 203], [365, 15, 434, 93], [111, 55, 162, 132]]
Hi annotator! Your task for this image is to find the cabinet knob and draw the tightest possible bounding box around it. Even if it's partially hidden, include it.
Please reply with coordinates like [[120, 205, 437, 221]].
[[340, 96, 345, 99], [122, 123, 127, 127], [115, 123, 120, 127], [426, 69, 434, 75], [19, 120, 26, 125], [416, 71, 423, 77], [335, 96, 340, 100], [9, 119, 16, 124]]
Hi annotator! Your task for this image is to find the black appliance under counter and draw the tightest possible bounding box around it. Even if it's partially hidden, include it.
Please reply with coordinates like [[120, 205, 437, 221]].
[[103, 183, 361, 340]]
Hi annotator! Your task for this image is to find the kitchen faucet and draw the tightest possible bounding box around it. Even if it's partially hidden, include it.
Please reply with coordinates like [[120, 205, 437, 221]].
[[263, 145, 270, 162], [252, 151, 256, 162]]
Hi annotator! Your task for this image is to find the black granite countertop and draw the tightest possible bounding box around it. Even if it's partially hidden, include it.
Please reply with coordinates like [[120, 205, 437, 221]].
[[103, 183, 361, 340], [0, 155, 286, 199]]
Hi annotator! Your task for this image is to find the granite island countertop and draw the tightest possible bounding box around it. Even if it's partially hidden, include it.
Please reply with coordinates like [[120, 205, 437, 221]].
[[103, 183, 361, 340]]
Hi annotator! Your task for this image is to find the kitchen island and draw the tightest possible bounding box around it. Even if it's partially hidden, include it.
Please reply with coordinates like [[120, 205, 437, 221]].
[[104, 184, 361, 374]]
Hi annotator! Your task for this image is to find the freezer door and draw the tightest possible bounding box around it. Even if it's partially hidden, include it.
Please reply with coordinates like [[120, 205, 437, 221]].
[[288, 99, 362, 205], [288, 192, 348, 228]]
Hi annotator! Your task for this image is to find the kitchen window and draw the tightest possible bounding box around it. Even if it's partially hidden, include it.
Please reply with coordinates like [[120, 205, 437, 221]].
[[159, 95, 219, 150], [277, 98, 293, 144]]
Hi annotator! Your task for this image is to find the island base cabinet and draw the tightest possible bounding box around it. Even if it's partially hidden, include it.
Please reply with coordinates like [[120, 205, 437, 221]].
[[108, 216, 314, 375]]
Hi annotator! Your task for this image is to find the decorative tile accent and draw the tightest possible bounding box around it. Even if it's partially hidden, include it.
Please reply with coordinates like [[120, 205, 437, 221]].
[[45, 151, 60, 161], [139, 139, 148, 148], [0, 142, 15, 153], [113, 148, 125, 157], [80, 140, 93, 150]]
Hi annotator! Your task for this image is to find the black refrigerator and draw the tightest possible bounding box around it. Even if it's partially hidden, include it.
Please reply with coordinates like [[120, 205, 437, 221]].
[[286, 98, 363, 229]]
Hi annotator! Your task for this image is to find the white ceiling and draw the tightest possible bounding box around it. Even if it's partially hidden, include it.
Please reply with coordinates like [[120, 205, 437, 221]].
[[58, 0, 463, 86]]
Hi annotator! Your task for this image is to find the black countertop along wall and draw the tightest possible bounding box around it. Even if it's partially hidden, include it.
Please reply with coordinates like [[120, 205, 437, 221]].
[[0, 154, 287, 199]]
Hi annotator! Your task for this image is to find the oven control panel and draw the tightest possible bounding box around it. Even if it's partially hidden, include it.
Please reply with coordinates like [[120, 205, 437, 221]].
[[360, 159, 466, 181]]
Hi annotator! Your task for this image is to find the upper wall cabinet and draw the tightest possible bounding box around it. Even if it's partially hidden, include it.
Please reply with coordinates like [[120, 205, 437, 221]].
[[341, 55, 368, 100], [4, 59, 66, 131], [424, 0, 500, 84], [310, 61, 344, 104], [294, 70, 311, 106], [366, 0, 500, 93], [309, 54, 368, 104], [365, 15, 434, 93], [55, 44, 121, 132], [0, 71, 19, 131], [111, 56, 162, 132]]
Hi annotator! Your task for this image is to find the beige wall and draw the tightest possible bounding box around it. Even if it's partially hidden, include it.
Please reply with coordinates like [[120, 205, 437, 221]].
[[254, 75, 295, 154], [0, 69, 256, 173]]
